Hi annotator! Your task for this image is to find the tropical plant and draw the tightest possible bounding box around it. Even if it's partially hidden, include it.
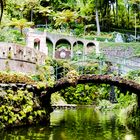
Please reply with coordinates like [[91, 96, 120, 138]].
[[35, 5, 53, 27], [53, 9, 78, 27], [8, 18, 34, 35]]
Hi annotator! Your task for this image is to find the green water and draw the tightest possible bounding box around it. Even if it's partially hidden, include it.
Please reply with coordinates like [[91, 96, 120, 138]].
[[0, 107, 139, 140]]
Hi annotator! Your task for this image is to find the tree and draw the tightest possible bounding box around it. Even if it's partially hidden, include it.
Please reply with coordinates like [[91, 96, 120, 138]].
[[53, 10, 78, 27], [0, 0, 4, 22], [95, 0, 100, 35], [38, 6, 53, 27], [8, 18, 34, 35]]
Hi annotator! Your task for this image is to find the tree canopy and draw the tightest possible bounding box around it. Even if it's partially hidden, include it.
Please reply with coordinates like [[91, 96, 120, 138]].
[[1, 0, 140, 35]]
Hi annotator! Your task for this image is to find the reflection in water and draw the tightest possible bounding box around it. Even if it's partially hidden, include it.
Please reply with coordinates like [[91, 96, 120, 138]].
[[0, 107, 139, 140]]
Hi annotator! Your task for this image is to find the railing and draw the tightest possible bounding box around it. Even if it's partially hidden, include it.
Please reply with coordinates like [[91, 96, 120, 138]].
[[54, 55, 140, 80]]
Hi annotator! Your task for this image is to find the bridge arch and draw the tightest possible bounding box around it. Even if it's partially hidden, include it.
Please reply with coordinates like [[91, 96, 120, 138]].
[[45, 75, 140, 107]]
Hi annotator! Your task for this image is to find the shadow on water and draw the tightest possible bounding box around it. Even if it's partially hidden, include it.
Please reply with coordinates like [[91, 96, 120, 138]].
[[0, 107, 140, 140]]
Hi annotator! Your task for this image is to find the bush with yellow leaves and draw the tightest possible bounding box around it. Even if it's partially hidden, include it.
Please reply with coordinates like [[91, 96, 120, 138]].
[[66, 70, 79, 83]]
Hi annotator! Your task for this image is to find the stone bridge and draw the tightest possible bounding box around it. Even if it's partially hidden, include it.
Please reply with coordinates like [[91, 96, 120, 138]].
[[43, 75, 140, 107]]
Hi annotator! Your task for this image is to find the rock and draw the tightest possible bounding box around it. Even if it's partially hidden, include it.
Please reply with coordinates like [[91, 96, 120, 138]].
[[0, 90, 7, 97], [10, 84, 18, 91], [26, 85, 34, 92]]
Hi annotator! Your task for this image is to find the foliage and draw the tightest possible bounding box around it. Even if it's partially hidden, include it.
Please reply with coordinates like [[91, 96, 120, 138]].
[[2, 0, 140, 37], [60, 84, 111, 105], [0, 71, 34, 84], [51, 92, 67, 105], [66, 70, 79, 83], [125, 70, 140, 83], [8, 18, 34, 35], [0, 27, 26, 45], [0, 89, 47, 129], [32, 58, 74, 87], [53, 10, 78, 27]]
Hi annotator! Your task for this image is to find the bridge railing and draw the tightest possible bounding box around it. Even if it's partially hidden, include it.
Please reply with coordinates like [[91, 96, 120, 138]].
[[54, 54, 140, 80], [54, 65, 70, 81]]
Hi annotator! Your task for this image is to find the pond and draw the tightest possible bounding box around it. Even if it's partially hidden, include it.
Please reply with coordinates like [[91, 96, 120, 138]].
[[0, 107, 139, 140]]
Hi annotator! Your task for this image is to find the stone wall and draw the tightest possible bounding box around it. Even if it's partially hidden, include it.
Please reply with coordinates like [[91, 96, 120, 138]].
[[0, 42, 47, 74], [101, 46, 134, 58]]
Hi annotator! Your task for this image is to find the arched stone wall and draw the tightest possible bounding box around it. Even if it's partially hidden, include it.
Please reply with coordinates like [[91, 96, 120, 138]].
[[86, 42, 96, 54], [26, 29, 100, 58], [73, 41, 84, 57]]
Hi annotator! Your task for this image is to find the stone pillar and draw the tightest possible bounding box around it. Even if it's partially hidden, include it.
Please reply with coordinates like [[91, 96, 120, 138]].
[[26, 28, 34, 49], [70, 43, 73, 59], [95, 41, 100, 55], [39, 32, 48, 56], [53, 43, 56, 59], [83, 42, 87, 55]]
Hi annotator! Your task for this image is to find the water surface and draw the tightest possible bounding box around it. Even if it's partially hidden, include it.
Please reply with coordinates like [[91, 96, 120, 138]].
[[0, 107, 139, 140]]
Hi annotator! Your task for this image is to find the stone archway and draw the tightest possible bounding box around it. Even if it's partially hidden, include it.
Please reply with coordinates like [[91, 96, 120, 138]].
[[55, 39, 71, 59], [73, 41, 84, 60], [86, 42, 96, 55]]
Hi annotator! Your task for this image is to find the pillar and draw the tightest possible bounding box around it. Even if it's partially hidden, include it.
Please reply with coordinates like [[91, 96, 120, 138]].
[[70, 43, 73, 59], [95, 41, 100, 55], [53, 43, 56, 59], [26, 28, 34, 49]]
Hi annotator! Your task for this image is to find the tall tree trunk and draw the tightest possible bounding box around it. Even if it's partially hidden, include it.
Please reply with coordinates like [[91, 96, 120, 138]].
[[0, 0, 3, 22], [127, 4, 130, 29], [95, 0, 100, 36], [31, 8, 33, 22], [112, 3, 116, 23], [116, 0, 118, 26]]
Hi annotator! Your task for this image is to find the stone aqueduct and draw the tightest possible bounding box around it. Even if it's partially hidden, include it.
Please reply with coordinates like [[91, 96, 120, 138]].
[[26, 29, 100, 58]]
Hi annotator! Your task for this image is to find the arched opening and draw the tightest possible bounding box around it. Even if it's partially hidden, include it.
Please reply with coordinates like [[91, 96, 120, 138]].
[[46, 37, 53, 57], [55, 39, 71, 59], [55, 39, 71, 50], [34, 38, 40, 50], [73, 41, 84, 61], [86, 42, 96, 55]]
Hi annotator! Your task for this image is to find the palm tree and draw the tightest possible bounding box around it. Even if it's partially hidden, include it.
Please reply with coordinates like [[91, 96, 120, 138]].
[[53, 10, 78, 27], [38, 6, 53, 28], [8, 18, 34, 35]]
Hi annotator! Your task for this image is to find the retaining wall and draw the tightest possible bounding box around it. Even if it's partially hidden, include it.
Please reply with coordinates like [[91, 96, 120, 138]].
[[0, 42, 46, 74]]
